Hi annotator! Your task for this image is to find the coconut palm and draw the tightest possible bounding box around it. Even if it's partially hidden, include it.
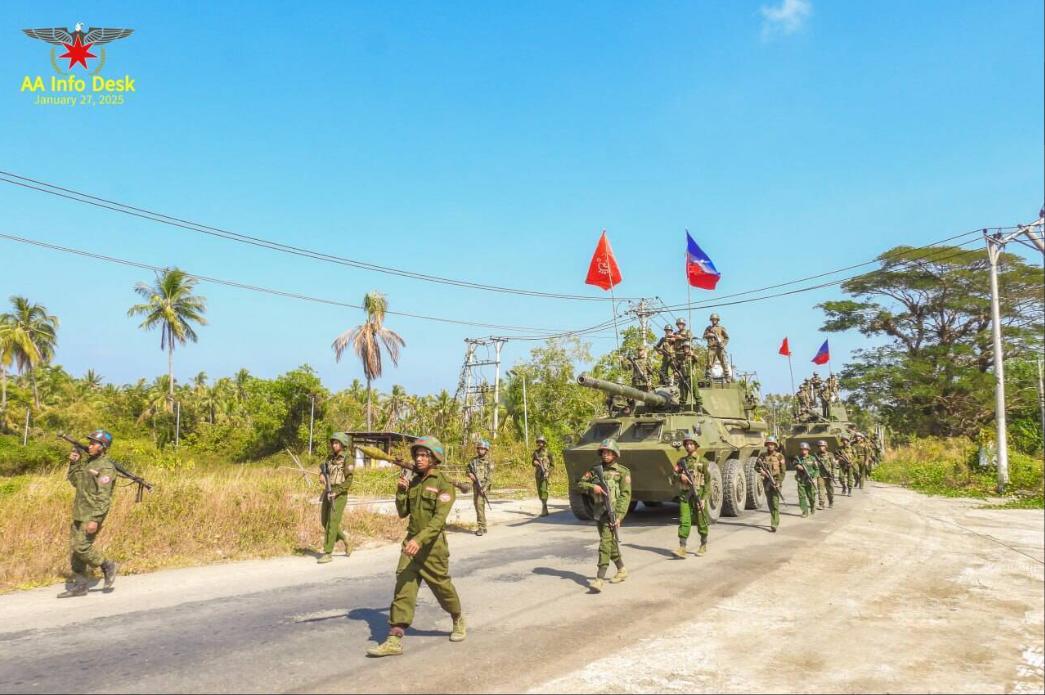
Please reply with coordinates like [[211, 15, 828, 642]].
[[0, 317, 12, 411], [331, 291, 405, 430], [127, 268, 207, 400], [0, 296, 60, 408]]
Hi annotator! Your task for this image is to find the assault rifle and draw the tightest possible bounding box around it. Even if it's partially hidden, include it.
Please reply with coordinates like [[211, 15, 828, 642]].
[[755, 458, 785, 502], [793, 457, 813, 486], [590, 463, 621, 548], [815, 454, 837, 490], [532, 451, 550, 482], [675, 456, 705, 514], [57, 433, 153, 502], [319, 461, 333, 499], [357, 444, 470, 493], [468, 458, 493, 510]]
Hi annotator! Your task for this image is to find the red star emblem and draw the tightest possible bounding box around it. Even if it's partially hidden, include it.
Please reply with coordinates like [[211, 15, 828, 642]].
[[59, 35, 96, 69]]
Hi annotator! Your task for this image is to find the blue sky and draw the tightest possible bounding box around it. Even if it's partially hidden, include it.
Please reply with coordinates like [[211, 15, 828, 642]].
[[1, 1, 1042, 397]]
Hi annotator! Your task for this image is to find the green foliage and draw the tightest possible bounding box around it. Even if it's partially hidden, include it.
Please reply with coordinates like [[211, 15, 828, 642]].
[[0, 435, 65, 476]]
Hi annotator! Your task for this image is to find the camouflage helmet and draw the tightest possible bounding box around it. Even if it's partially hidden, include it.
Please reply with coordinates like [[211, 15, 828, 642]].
[[681, 432, 699, 446], [765, 435, 778, 445], [597, 438, 620, 459], [816, 440, 828, 447], [476, 439, 491, 450], [840, 435, 851, 441], [710, 313, 720, 321], [329, 432, 351, 448], [536, 435, 547, 444], [86, 430, 113, 449], [664, 325, 674, 332], [676, 318, 686, 326], [411, 435, 445, 464], [799, 441, 811, 450], [854, 432, 865, 440]]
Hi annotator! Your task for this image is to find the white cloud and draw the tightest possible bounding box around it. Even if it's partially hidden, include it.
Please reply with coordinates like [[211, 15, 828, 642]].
[[760, 0, 812, 37]]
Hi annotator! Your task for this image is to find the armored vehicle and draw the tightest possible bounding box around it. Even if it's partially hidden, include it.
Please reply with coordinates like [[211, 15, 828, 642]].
[[563, 372, 769, 522], [781, 401, 857, 462]]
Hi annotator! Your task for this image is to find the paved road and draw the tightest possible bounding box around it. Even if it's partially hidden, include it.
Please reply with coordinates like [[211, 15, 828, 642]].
[[1, 478, 820, 693]]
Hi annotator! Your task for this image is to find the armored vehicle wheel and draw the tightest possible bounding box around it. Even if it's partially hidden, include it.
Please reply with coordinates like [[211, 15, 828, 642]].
[[628, 500, 638, 513], [705, 462, 723, 523], [744, 456, 768, 510], [721, 458, 747, 517], [642, 501, 664, 507], [568, 488, 595, 521]]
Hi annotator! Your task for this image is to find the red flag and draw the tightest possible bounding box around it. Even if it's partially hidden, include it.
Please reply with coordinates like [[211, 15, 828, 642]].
[[778, 337, 791, 357], [584, 230, 622, 291]]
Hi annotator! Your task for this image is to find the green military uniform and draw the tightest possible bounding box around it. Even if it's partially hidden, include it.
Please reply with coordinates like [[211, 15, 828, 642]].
[[655, 327, 677, 386], [757, 446, 787, 530], [576, 440, 631, 587], [388, 468, 462, 628], [852, 437, 870, 489], [67, 452, 117, 576], [673, 452, 710, 554], [814, 449, 836, 509], [793, 450, 819, 517], [319, 434, 354, 559], [702, 315, 730, 379], [531, 442, 552, 516], [629, 351, 654, 390], [836, 440, 854, 495], [469, 449, 493, 534]]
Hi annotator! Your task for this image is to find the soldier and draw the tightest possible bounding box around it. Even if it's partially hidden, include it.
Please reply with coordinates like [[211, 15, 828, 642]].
[[813, 440, 837, 509], [317, 432, 354, 564], [366, 436, 465, 657], [792, 441, 819, 518], [836, 435, 854, 496], [654, 325, 677, 386], [796, 379, 812, 417], [826, 374, 840, 410], [628, 346, 654, 390], [810, 374, 825, 418], [673, 318, 693, 349], [756, 436, 787, 532], [531, 435, 552, 517], [575, 438, 631, 593], [702, 313, 730, 379], [852, 433, 870, 488], [672, 434, 709, 557], [467, 439, 493, 536], [60, 429, 118, 598], [675, 342, 701, 403]]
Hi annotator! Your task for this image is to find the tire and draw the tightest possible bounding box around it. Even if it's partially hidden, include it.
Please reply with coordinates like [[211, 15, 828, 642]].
[[642, 500, 664, 508], [568, 488, 595, 520], [627, 500, 638, 514], [705, 462, 723, 523], [721, 458, 747, 517], [744, 456, 768, 510]]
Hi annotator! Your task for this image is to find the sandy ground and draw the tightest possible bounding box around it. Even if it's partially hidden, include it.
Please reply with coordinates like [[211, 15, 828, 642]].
[[1, 480, 1041, 694]]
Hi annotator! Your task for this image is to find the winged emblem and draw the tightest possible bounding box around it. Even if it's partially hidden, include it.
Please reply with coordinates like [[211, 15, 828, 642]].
[[22, 22, 133, 46]]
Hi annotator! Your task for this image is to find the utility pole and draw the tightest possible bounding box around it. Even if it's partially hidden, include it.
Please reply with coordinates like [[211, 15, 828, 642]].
[[175, 401, 181, 449], [455, 338, 505, 444], [492, 338, 505, 439], [521, 373, 529, 447], [22, 406, 30, 445], [1037, 358, 1045, 450], [308, 394, 316, 456], [984, 216, 1044, 493]]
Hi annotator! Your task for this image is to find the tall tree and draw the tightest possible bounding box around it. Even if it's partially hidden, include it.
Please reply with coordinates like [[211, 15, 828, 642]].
[[127, 268, 208, 400], [0, 296, 59, 408], [331, 291, 405, 430], [0, 315, 12, 410], [818, 245, 1043, 437]]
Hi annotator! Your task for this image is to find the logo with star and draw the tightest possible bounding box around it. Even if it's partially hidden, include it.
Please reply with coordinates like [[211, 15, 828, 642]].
[[23, 22, 133, 75]]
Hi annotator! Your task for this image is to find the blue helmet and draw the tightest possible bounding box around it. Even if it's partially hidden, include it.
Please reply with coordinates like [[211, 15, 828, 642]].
[[411, 435, 445, 464], [476, 439, 491, 450], [87, 430, 113, 449]]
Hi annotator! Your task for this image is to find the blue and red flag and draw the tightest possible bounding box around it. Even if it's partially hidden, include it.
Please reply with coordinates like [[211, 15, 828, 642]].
[[811, 340, 830, 365], [685, 231, 721, 290]]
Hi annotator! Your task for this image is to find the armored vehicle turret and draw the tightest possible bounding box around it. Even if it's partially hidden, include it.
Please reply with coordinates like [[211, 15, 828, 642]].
[[563, 372, 769, 522], [781, 401, 858, 462]]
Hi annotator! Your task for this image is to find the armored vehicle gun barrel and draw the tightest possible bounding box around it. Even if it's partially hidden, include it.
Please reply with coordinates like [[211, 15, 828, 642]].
[[577, 373, 674, 407]]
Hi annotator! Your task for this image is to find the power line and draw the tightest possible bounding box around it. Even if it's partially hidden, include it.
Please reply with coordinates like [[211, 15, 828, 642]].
[[0, 170, 641, 303]]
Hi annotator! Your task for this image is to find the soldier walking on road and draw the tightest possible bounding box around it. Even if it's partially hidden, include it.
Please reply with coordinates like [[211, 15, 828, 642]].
[[317, 432, 354, 563], [366, 436, 465, 657], [757, 436, 787, 532], [853, 433, 871, 488], [531, 435, 552, 517], [576, 439, 631, 593], [468, 439, 493, 536], [813, 440, 836, 509], [836, 436, 854, 496], [793, 441, 819, 518], [60, 430, 119, 598], [672, 435, 710, 557]]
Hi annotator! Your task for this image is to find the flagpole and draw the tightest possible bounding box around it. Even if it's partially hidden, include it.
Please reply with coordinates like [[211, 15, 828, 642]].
[[787, 353, 796, 395], [609, 282, 622, 362]]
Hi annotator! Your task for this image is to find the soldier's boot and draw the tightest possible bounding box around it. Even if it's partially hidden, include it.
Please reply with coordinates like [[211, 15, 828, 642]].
[[365, 635, 404, 658], [589, 578, 604, 593], [316, 553, 333, 564], [101, 560, 117, 591], [338, 532, 353, 557], [801, 510, 808, 518], [672, 545, 687, 559], [696, 541, 708, 556], [540, 502, 549, 517], [449, 615, 467, 642], [57, 575, 88, 599], [475, 528, 485, 537], [610, 567, 629, 584]]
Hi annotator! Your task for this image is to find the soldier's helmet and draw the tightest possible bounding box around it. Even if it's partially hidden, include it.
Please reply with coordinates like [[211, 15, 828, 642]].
[[681, 433, 699, 446], [329, 432, 351, 448], [87, 430, 113, 449], [664, 325, 673, 332], [476, 439, 491, 451], [840, 435, 850, 442], [676, 318, 686, 326], [799, 441, 811, 450], [765, 435, 778, 445], [411, 435, 445, 464], [854, 432, 865, 440], [536, 435, 547, 444], [710, 313, 720, 321], [597, 438, 621, 459], [817, 440, 828, 447]]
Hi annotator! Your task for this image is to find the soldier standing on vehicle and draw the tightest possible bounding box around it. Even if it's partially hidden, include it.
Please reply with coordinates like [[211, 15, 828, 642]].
[[629, 346, 654, 390], [575, 439, 631, 593], [654, 325, 677, 386], [796, 378, 812, 417], [757, 436, 787, 532], [60, 430, 119, 598], [675, 342, 701, 403], [317, 432, 354, 564], [673, 318, 693, 349], [793, 441, 819, 518], [531, 435, 552, 517], [672, 434, 710, 557], [366, 436, 465, 657], [468, 439, 493, 536], [836, 435, 854, 496], [813, 440, 836, 509], [702, 313, 730, 380]]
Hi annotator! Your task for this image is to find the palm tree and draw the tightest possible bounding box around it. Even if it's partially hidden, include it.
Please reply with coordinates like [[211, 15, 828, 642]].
[[0, 316, 12, 411], [331, 291, 405, 430], [0, 296, 60, 408], [127, 268, 207, 400], [83, 369, 104, 389]]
